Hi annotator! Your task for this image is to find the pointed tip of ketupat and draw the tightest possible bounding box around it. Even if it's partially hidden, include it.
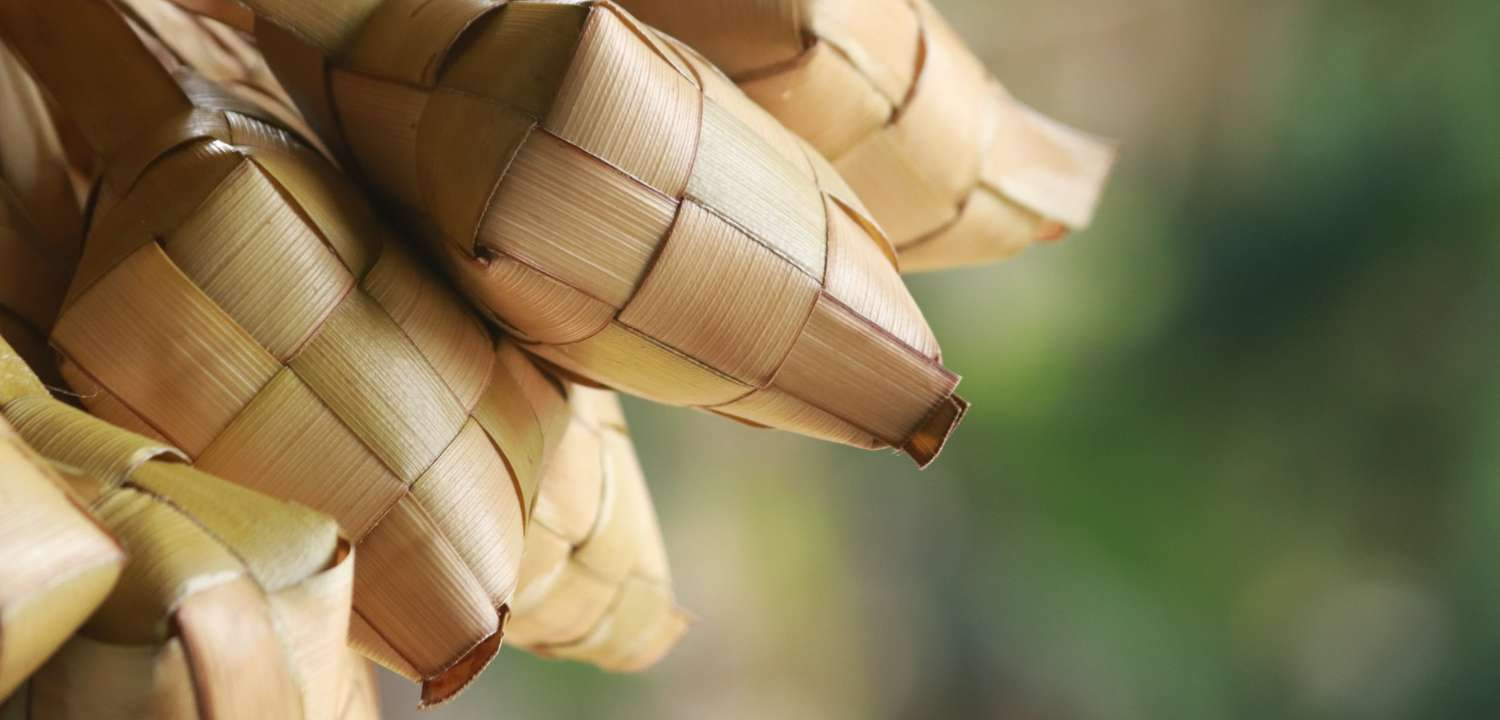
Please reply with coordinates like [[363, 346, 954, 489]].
[[417, 609, 508, 708], [904, 393, 969, 469]]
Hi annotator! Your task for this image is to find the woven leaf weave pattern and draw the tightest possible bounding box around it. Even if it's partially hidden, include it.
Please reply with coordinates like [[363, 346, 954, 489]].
[[255, 0, 968, 467], [621, 0, 1116, 271]]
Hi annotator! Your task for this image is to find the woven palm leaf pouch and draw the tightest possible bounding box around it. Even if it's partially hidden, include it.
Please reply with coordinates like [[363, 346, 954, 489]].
[[622, 0, 1117, 271], [509, 385, 690, 670]]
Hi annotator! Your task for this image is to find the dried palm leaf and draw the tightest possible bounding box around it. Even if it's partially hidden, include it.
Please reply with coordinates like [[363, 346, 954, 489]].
[[0, 43, 80, 247], [509, 386, 689, 670], [0, 337, 357, 719], [0, 43, 82, 386], [121, 0, 694, 673], [238, 0, 967, 467], [621, 0, 1116, 272], [0, 411, 122, 701], [0, 0, 571, 704]]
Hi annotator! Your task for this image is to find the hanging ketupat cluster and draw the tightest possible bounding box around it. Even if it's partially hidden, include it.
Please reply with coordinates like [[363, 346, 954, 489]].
[[0, 0, 1111, 715], [1, 0, 576, 703], [1, 0, 690, 708]]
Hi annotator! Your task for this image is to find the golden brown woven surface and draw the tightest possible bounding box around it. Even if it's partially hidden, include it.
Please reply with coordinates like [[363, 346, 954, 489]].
[[621, 0, 1116, 271], [509, 386, 690, 670], [0, 337, 357, 720], [244, 0, 968, 467], [0, 0, 572, 704], [119, 0, 695, 675]]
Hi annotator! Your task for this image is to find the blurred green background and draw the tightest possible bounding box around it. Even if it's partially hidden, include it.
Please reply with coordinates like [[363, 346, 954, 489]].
[[384, 1, 1500, 717]]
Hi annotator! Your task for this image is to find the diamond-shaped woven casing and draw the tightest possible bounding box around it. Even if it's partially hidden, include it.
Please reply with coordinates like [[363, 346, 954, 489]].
[[509, 386, 690, 670], [0, 0, 571, 703], [0, 338, 362, 720], [248, 0, 968, 467], [621, 0, 1117, 272], [119, 0, 696, 674]]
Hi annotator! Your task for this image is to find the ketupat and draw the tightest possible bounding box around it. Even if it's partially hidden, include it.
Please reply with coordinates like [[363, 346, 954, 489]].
[[0, 0, 572, 704], [0, 337, 363, 719], [126, 0, 695, 675], [508, 386, 690, 670], [620, 0, 1116, 271], [239, 0, 969, 467]]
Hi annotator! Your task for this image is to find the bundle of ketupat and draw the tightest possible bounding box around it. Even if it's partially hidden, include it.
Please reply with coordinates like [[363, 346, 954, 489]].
[[238, 0, 969, 467], [0, 0, 573, 704], [0, 336, 368, 720], [0, 0, 1118, 711], [621, 0, 1116, 271]]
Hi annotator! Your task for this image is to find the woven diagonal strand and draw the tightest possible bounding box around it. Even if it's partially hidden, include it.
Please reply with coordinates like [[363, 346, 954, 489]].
[[0, 0, 571, 705], [116, 0, 339, 160], [0, 337, 359, 720], [620, 0, 1117, 272], [509, 386, 690, 670], [246, 0, 968, 467]]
